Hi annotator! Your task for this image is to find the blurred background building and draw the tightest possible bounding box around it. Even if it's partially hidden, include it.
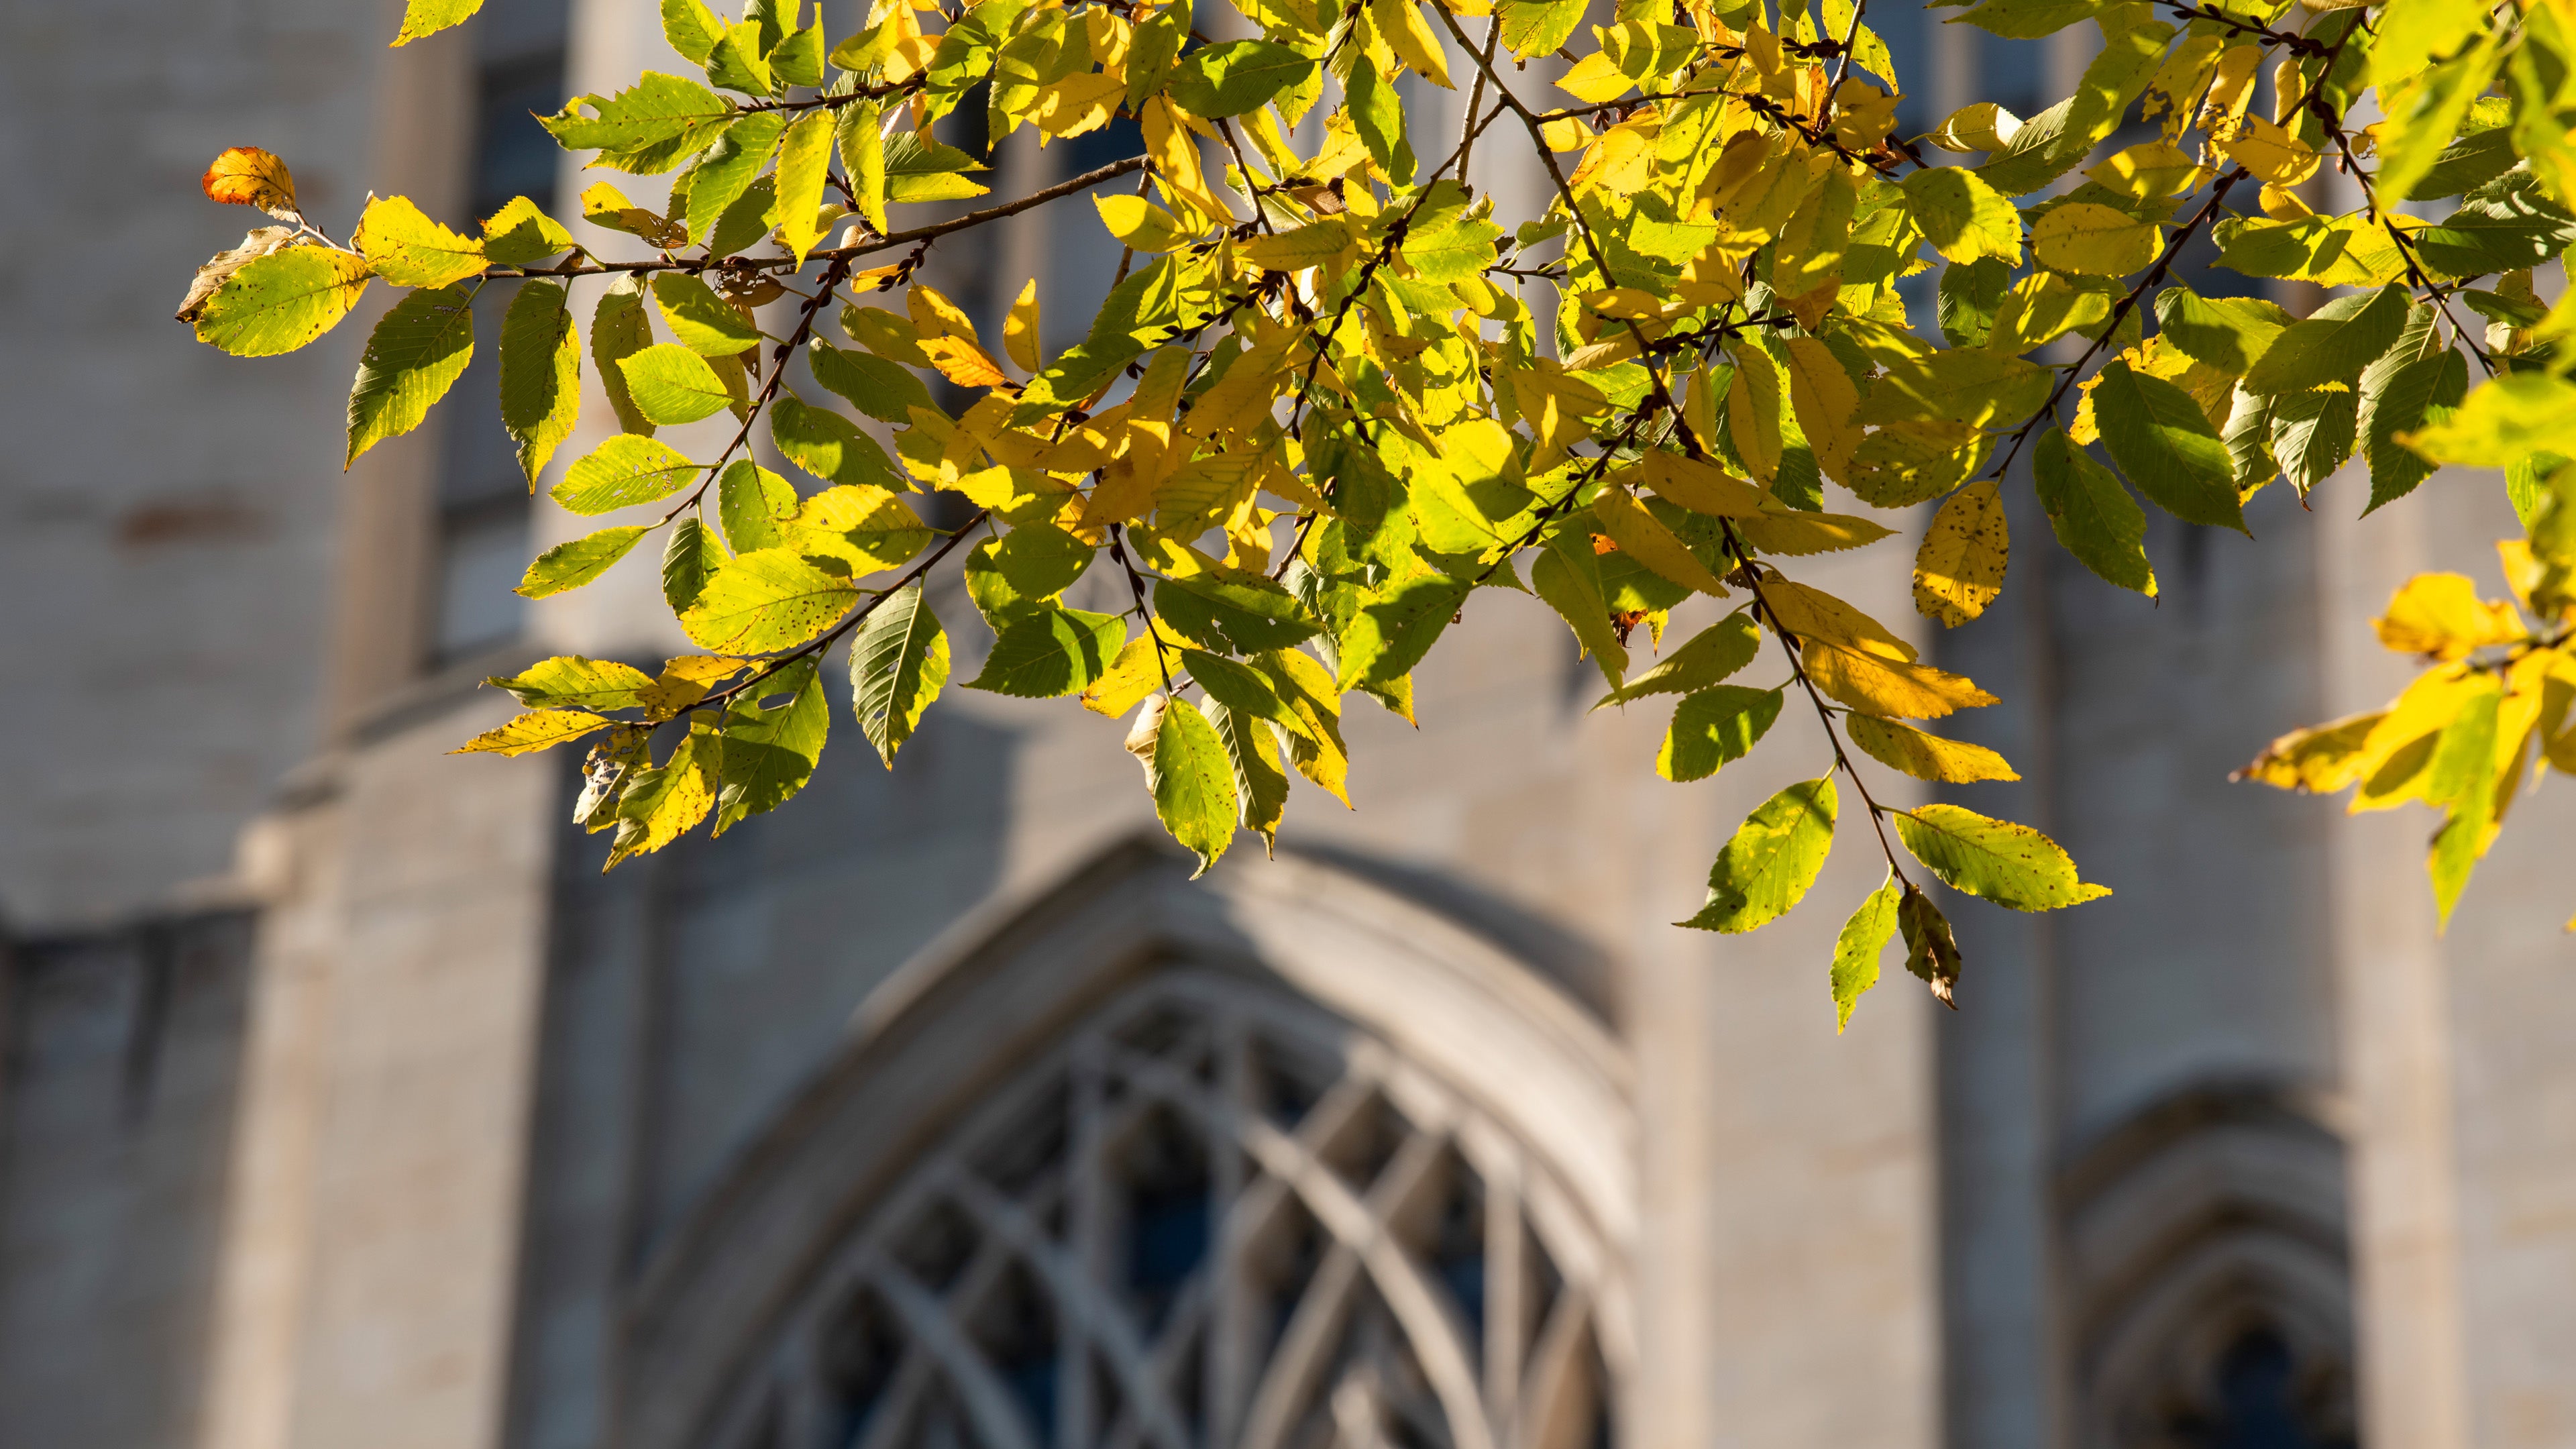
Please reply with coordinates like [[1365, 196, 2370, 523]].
[[0, 2, 2569, 1448]]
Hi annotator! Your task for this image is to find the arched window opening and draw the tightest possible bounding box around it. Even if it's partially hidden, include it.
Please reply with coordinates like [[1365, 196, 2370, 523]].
[[704, 970, 1626, 1449]]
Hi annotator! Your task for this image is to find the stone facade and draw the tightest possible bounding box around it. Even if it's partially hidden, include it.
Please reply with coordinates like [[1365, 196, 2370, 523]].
[[2, 3, 2572, 1448]]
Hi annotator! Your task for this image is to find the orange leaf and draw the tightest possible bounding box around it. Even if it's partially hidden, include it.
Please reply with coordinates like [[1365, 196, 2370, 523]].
[[202, 147, 300, 220], [919, 335, 1011, 390]]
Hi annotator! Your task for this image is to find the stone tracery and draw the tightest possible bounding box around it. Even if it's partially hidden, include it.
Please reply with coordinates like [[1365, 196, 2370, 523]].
[[706, 969, 1623, 1449]]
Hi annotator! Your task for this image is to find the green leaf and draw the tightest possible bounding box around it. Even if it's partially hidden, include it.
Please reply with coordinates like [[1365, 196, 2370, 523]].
[[1405, 215, 1505, 284], [1937, 256, 2011, 347], [1345, 62, 1415, 185], [2033, 429, 2155, 596], [1898, 884, 1963, 1004], [1951, 0, 2094, 40], [1596, 610, 1763, 706], [680, 548, 862, 652], [661, 0, 725, 63], [488, 656, 654, 711], [2241, 284, 2409, 395], [1856, 350, 2051, 428], [1658, 686, 1782, 782], [1155, 572, 1324, 653], [1497, 0, 1588, 59], [190, 245, 372, 357], [983, 523, 1093, 602], [771, 394, 904, 490], [592, 276, 659, 435], [519, 525, 651, 598], [606, 720, 720, 867], [839, 99, 890, 235], [771, 18, 826, 89], [501, 278, 581, 482], [2268, 384, 2360, 498], [1126, 0, 1192, 107], [686, 111, 789, 241], [2152, 286, 2292, 374], [2363, 348, 2470, 513], [651, 273, 763, 356], [2375, 32, 2505, 211], [712, 659, 830, 834], [394, 0, 484, 45], [1892, 803, 2108, 911], [2403, 127, 2520, 202], [2404, 372, 2576, 466], [2426, 680, 2502, 927], [966, 605, 1130, 698], [1832, 875, 1902, 1032], [883, 133, 994, 204], [619, 343, 735, 425], [716, 460, 801, 553], [2090, 360, 2246, 533], [1168, 40, 1316, 118], [1900, 166, 2023, 266], [661, 515, 725, 612], [1207, 698, 1289, 853], [2410, 185, 2576, 279], [345, 283, 474, 466], [543, 72, 733, 160], [704, 175, 780, 258], [1680, 776, 1837, 933], [1336, 571, 1470, 688], [552, 435, 702, 515], [480, 196, 577, 266], [810, 339, 932, 423], [706, 19, 773, 95], [851, 582, 950, 766], [1141, 697, 1238, 876], [1531, 533, 1627, 688]]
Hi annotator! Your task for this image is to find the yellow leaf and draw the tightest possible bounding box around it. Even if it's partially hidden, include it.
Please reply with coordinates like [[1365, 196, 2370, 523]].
[[1802, 641, 1998, 719], [1238, 219, 1351, 272], [2234, 710, 2387, 792], [1593, 488, 1733, 596], [2031, 202, 2159, 276], [1735, 510, 1896, 555], [1094, 193, 1196, 252], [1638, 452, 1769, 517], [201, 146, 299, 219], [1912, 480, 2009, 627], [2213, 115, 2320, 187], [1371, 0, 1452, 87], [1556, 52, 1637, 104], [1004, 280, 1040, 374], [1761, 580, 1917, 661], [1036, 69, 1125, 139], [2374, 572, 2528, 659], [1727, 347, 1784, 484], [908, 283, 979, 343], [453, 709, 614, 757], [1846, 714, 2019, 782], [1781, 336, 1862, 483], [353, 195, 488, 288], [1144, 95, 1240, 224], [2349, 663, 2484, 812], [2082, 141, 2209, 199]]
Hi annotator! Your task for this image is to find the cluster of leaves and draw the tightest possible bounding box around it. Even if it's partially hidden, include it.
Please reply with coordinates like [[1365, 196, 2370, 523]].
[[176, 0, 2576, 1030]]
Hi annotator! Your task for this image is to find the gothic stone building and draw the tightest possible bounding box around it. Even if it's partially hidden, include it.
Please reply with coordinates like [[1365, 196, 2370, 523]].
[[1, 3, 2570, 1448]]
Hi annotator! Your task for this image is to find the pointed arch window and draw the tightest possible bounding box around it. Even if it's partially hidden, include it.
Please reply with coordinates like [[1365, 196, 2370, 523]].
[[708, 971, 1625, 1449]]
